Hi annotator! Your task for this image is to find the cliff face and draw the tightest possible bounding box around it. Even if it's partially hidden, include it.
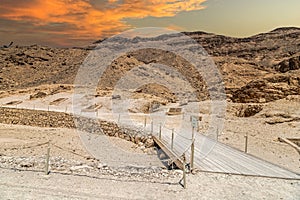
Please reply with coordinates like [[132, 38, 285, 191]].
[[1, 27, 299, 103]]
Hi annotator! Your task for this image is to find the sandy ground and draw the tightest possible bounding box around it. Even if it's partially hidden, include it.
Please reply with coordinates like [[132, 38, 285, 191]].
[[0, 167, 299, 200], [0, 123, 163, 168], [0, 122, 299, 199]]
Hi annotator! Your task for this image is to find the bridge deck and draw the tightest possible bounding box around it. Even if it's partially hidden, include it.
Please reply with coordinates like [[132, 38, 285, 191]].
[[154, 126, 300, 180]]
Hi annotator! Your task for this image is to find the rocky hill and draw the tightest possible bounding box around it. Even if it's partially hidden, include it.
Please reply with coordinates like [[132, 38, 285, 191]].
[[0, 27, 299, 103]]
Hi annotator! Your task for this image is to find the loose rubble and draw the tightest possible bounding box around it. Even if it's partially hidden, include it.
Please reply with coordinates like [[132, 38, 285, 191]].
[[0, 155, 181, 180]]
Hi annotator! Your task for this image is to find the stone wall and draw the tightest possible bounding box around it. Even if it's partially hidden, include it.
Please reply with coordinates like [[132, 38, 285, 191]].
[[0, 107, 154, 148]]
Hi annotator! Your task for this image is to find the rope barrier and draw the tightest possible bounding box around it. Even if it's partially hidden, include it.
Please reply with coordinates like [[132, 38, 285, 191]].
[[50, 143, 93, 159], [2, 141, 49, 150], [249, 135, 289, 146]]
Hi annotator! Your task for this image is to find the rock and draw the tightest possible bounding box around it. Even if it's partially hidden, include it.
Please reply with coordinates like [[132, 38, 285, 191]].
[[134, 136, 141, 144], [141, 136, 147, 143], [70, 165, 93, 171], [97, 163, 106, 169], [140, 146, 146, 150], [19, 161, 34, 168], [236, 104, 263, 117], [125, 135, 131, 141], [179, 100, 188, 106], [30, 91, 47, 99], [145, 138, 154, 148], [112, 95, 121, 100], [138, 142, 144, 147]]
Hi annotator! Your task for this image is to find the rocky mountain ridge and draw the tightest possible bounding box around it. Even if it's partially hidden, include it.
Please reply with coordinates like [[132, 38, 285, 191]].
[[0, 27, 299, 103]]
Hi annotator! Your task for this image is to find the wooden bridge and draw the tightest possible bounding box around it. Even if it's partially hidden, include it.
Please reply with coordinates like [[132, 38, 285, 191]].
[[152, 125, 300, 180]]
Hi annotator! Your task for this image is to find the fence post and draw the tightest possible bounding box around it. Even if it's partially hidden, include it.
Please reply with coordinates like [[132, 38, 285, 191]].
[[45, 142, 50, 175], [151, 120, 153, 133], [171, 129, 174, 150], [244, 134, 248, 153], [191, 127, 195, 169], [159, 123, 162, 140], [182, 153, 187, 189]]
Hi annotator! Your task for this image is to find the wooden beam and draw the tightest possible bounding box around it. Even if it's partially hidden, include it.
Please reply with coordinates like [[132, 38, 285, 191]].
[[153, 136, 183, 169]]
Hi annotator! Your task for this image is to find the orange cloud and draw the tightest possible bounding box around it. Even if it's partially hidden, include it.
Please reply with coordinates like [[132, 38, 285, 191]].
[[0, 0, 206, 46]]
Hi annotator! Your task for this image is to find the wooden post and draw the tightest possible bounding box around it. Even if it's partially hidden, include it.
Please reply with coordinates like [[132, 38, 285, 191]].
[[191, 127, 195, 169], [244, 134, 248, 153], [151, 120, 153, 133], [144, 116, 147, 127], [182, 153, 187, 189], [45, 143, 50, 175], [159, 123, 162, 140], [171, 129, 174, 150]]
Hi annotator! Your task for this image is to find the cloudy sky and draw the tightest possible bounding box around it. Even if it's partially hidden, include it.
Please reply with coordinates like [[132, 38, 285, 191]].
[[0, 0, 299, 47]]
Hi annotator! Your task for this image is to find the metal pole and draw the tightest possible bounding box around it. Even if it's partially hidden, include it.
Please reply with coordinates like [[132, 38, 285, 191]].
[[171, 129, 174, 150], [45, 143, 50, 175], [183, 153, 187, 189], [191, 127, 195, 169], [245, 134, 248, 153]]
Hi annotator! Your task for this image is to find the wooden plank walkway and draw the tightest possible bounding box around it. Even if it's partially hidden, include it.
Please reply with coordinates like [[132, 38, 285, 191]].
[[153, 126, 300, 180]]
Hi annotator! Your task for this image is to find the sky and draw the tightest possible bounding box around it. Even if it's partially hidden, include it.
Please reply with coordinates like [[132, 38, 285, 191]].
[[0, 0, 299, 47]]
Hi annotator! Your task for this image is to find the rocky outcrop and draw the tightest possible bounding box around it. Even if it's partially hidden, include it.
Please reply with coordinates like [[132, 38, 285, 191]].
[[231, 75, 300, 103], [29, 91, 47, 99], [275, 56, 300, 73], [236, 104, 263, 117]]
